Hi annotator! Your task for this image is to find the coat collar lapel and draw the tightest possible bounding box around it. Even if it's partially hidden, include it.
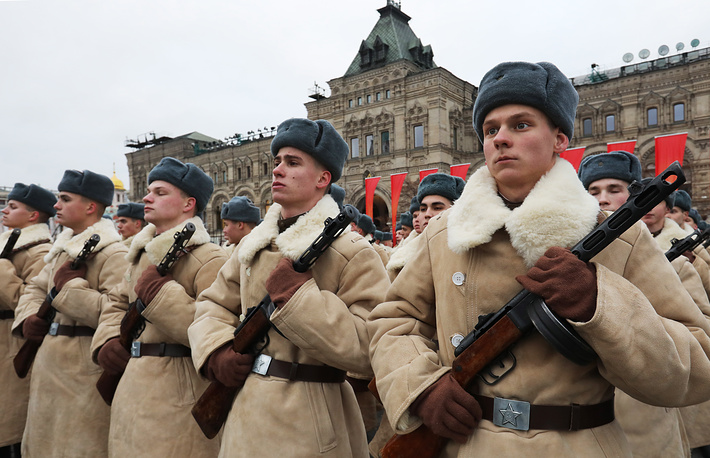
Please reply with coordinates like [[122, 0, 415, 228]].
[[126, 216, 211, 265], [45, 218, 121, 263]]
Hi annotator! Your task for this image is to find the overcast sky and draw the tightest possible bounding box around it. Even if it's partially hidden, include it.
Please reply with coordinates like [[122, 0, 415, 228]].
[[1, 0, 708, 193]]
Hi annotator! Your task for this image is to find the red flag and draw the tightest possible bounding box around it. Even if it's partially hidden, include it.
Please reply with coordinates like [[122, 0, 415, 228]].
[[365, 176, 380, 218], [560, 147, 586, 171], [389, 173, 407, 246], [655, 133, 687, 175], [419, 168, 438, 181], [450, 163, 470, 181], [607, 140, 636, 154]]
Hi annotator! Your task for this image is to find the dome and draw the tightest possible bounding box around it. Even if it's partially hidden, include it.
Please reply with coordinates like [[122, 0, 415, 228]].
[[111, 171, 125, 191]]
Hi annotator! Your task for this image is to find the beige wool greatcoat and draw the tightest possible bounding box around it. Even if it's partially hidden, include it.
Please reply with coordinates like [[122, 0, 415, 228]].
[[12, 218, 127, 458], [368, 159, 710, 457], [190, 194, 390, 457], [91, 216, 226, 457], [0, 224, 52, 447]]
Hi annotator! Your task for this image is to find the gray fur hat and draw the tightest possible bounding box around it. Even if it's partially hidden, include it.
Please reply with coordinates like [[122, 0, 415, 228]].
[[689, 208, 702, 225], [672, 190, 692, 212], [382, 231, 392, 241], [148, 157, 214, 212], [395, 221, 402, 231], [270, 118, 349, 182], [221, 196, 260, 223], [329, 184, 346, 209], [374, 230, 384, 241], [58, 169, 114, 207], [473, 61, 579, 142], [116, 202, 144, 220], [357, 213, 376, 235], [400, 211, 413, 228], [409, 196, 420, 214], [578, 151, 642, 189], [8, 183, 57, 216], [641, 178, 675, 209], [417, 173, 465, 204]]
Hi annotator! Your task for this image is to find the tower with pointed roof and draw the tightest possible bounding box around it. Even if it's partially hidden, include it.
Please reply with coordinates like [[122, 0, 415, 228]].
[[306, 1, 480, 228]]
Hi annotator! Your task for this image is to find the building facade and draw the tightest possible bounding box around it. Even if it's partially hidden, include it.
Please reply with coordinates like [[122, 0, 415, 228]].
[[123, 2, 710, 243]]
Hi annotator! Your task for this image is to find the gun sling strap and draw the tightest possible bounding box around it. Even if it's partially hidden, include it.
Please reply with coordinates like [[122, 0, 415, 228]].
[[251, 355, 346, 383], [474, 394, 614, 431]]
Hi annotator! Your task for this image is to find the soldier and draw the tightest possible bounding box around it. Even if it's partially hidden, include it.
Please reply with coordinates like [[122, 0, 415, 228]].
[[368, 61, 710, 457], [114, 202, 145, 247], [189, 117, 390, 457], [399, 212, 413, 241], [0, 183, 56, 457], [221, 196, 260, 255], [12, 170, 127, 457], [670, 190, 693, 232], [356, 213, 388, 267], [579, 150, 708, 457], [91, 157, 227, 457]]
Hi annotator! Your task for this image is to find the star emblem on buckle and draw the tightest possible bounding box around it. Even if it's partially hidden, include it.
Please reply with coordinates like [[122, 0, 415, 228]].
[[499, 402, 523, 427]]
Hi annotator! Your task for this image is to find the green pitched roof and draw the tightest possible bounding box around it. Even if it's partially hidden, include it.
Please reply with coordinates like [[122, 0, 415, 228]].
[[344, 3, 436, 77]]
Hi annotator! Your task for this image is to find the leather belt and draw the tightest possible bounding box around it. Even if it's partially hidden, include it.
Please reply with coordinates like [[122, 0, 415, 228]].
[[48, 323, 95, 337], [475, 394, 614, 431], [346, 376, 371, 392], [252, 355, 346, 383], [0, 310, 14, 320], [131, 342, 191, 358]]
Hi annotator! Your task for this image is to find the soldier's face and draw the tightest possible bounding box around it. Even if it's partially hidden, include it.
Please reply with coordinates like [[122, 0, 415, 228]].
[[669, 207, 688, 227], [482, 104, 566, 201], [587, 178, 630, 212], [115, 217, 142, 238], [420, 195, 453, 230], [2, 200, 35, 229], [642, 202, 669, 233], [272, 147, 331, 217], [142, 180, 194, 232], [54, 192, 92, 231]]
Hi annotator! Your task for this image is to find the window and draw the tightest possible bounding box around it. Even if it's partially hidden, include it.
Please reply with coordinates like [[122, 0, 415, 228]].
[[386, 90, 391, 99], [237, 167, 242, 180], [376, 92, 381, 101], [605, 115, 615, 132], [414, 125, 424, 148], [367, 95, 372, 104], [674, 103, 685, 122], [648, 107, 658, 126], [351, 137, 360, 158], [223, 170, 227, 182], [582, 118, 593, 137], [246, 166, 251, 178], [357, 97, 362, 106], [213, 172, 218, 184], [453, 127, 458, 150], [348, 99, 353, 108], [381, 131, 390, 154], [263, 162, 268, 176], [366, 135, 374, 156]]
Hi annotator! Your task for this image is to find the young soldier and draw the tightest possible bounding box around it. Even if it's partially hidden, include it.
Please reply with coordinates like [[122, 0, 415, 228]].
[[12, 170, 127, 457], [579, 150, 709, 457], [357, 213, 389, 267], [189, 118, 390, 457], [221, 196, 260, 254], [114, 202, 145, 247], [91, 157, 227, 457], [368, 61, 710, 456], [0, 183, 56, 456], [670, 189, 693, 232]]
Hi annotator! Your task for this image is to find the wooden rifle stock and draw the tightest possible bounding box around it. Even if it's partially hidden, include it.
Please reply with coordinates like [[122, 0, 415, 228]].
[[191, 205, 357, 439], [95, 223, 196, 405], [14, 234, 100, 378], [376, 163, 686, 458], [1, 228, 21, 259]]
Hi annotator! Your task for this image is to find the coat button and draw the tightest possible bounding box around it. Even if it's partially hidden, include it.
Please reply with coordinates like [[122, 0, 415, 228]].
[[452, 272, 465, 286], [451, 333, 464, 347], [246, 267, 251, 277]]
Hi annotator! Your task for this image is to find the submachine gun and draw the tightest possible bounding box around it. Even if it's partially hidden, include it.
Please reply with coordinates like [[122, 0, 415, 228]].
[[0, 228, 21, 259], [14, 234, 100, 378], [191, 205, 357, 439], [665, 225, 710, 262], [375, 162, 685, 458], [95, 222, 195, 405]]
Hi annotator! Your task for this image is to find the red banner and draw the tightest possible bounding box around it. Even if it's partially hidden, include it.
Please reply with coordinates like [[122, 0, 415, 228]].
[[389, 173, 407, 246], [607, 140, 636, 154], [365, 176, 380, 218], [419, 168, 438, 182], [560, 147, 586, 171], [655, 133, 687, 175], [450, 163, 470, 181]]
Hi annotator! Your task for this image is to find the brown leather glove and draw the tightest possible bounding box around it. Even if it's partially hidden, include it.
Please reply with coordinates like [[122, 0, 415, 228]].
[[206, 344, 255, 388], [516, 246, 597, 322], [134, 265, 173, 305], [53, 260, 88, 292], [265, 258, 313, 308], [410, 373, 482, 444], [22, 314, 50, 342], [97, 337, 131, 375]]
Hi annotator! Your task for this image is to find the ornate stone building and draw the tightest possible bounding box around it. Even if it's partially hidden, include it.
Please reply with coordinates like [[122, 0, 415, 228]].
[[123, 2, 710, 242]]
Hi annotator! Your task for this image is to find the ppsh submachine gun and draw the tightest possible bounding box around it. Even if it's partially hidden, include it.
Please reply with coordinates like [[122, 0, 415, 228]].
[[191, 205, 357, 439], [0, 228, 21, 259], [374, 162, 685, 458], [665, 225, 710, 262]]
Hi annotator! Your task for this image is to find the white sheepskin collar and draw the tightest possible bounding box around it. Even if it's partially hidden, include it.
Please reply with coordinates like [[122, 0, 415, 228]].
[[237, 194, 345, 266], [653, 217, 690, 252], [0, 223, 51, 253], [386, 230, 419, 272], [45, 218, 122, 263], [126, 216, 211, 265], [447, 158, 601, 267]]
